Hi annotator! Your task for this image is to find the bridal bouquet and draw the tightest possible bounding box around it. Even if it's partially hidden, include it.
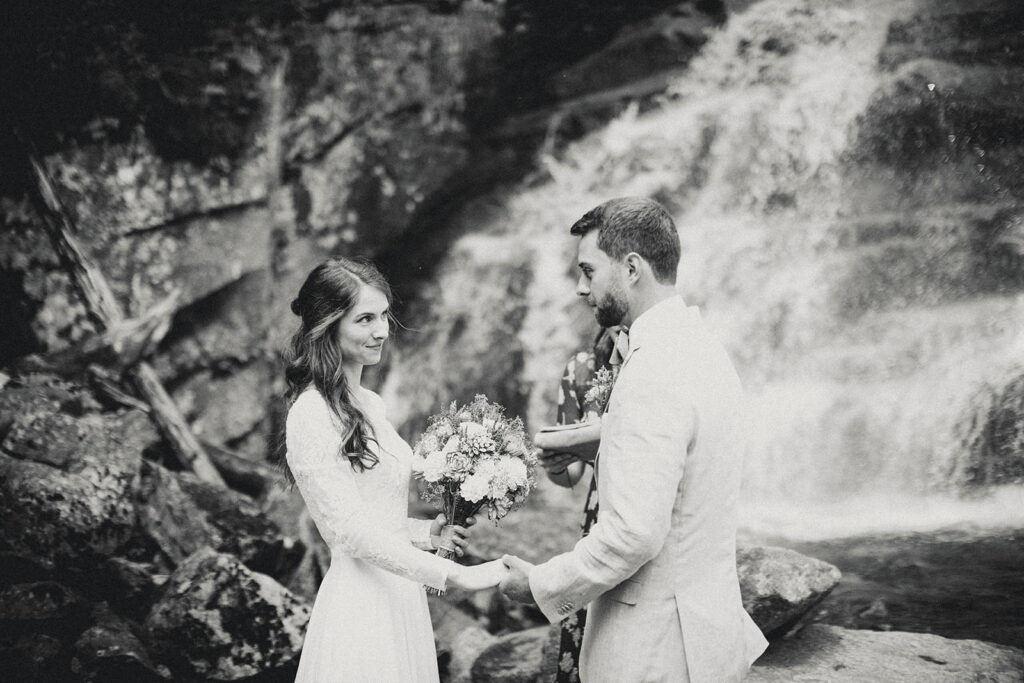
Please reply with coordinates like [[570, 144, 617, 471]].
[[412, 395, 536, 588]]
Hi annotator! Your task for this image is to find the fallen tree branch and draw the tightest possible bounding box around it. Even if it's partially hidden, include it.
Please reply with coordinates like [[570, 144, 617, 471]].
[[16, 290, 179, 377], [16, 129, 226, 487]]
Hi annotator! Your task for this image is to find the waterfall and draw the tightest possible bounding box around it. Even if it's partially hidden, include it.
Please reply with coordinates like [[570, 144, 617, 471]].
[[384, 0, 1024, 538]]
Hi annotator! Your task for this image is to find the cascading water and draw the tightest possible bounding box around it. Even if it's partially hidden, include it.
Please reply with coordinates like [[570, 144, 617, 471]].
[[384, 0, 1024, 539]]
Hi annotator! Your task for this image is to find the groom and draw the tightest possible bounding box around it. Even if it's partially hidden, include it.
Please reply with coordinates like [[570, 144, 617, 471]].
[[500, 197, 768, 681]]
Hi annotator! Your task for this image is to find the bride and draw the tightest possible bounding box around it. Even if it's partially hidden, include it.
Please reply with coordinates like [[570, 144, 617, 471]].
[[279, 257, 508, 682]]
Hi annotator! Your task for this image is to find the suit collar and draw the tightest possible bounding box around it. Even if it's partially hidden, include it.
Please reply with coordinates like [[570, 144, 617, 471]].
[[623, 295, 700, 364]]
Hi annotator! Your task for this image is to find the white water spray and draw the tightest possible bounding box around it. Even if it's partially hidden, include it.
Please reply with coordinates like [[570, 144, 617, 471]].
[[387, 0, 1024, 537]]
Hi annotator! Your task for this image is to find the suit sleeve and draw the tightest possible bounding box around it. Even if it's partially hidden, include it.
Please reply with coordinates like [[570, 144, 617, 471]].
[[529, 355, 696, 622]]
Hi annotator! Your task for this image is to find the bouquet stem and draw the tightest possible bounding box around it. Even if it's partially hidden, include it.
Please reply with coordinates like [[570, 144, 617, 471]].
[[426, 496, 482, 596], [434, 524, 459, 559]]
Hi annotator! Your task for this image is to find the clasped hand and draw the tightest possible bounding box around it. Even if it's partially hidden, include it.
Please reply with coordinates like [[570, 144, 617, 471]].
[[447, 555, 535, 600], [428, 514, 511, 592]]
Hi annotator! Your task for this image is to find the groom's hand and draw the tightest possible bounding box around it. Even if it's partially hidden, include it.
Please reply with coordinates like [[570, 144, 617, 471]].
[[499, 554, 536, 605]]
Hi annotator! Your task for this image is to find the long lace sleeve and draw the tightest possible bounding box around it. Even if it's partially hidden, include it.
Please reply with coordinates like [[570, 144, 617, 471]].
[[286, 391, 452, 590], [407, 518, 435, 551]]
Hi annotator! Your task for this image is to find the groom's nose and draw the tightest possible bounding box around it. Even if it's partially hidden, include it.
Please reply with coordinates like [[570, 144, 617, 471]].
[[575, 276, 590, 297]]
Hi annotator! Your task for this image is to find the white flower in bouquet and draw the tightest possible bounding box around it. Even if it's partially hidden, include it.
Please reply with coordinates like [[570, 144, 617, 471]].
[[460, 464, 494, 503], [498, 456, 529, 489], [487, 457, 527, 499], [445, 452, 474, 480], [421, 450, 448, 483], [504, 434, 529, 458], [416, 434, 440, 456]]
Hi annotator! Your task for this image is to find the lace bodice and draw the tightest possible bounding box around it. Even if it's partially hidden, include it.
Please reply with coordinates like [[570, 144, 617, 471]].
[[286, 388, 452, 590]]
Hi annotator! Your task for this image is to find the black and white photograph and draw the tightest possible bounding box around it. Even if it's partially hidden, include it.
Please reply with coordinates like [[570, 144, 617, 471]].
[[1, 0, 1022, 681]]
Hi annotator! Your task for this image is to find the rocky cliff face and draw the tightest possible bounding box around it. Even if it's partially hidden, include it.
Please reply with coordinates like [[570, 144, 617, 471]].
[[0, 0, 723, 461]]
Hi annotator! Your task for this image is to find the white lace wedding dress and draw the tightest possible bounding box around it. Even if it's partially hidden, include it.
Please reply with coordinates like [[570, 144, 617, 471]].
[[286, 387, 453, 682]]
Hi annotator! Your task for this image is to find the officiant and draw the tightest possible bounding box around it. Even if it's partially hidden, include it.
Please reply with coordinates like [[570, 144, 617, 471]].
[[533, 326, 618, 683]]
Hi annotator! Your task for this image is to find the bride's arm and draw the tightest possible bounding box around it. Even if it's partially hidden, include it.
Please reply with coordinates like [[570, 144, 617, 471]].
[[286, 391, 453, 591], [407, 517, 434, 550]]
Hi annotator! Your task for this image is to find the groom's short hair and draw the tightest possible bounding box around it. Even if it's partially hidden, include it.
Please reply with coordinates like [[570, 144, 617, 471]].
[[569, 197, 680, 283]]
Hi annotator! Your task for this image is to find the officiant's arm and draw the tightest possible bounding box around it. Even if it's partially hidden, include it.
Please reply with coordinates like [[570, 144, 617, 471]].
[[535, 420, 602, 487], [529, 369, 695, 623]]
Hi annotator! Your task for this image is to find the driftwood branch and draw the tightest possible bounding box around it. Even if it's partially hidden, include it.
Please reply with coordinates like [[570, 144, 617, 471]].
[[17, 290, 179, 376], [16, 129, 226, 488]]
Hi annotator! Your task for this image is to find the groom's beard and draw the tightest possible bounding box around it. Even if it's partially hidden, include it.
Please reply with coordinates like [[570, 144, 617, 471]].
[[594, 287, 628, 328]]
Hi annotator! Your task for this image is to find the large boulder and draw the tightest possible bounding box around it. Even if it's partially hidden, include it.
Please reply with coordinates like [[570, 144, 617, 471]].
[[852, 0, 1024, 205], [429, 594, 496, 683], [0, 581, 92, 683], [144, 548, 309, 681], [738, 545, 842, 638], [136, 462, 303, 580], [0, 378, 101, 449], [0, 633, 66, 683], [0, 402, 153, 569], [71, 604, 169, 682], [0, 581, 91, 630], [749, 624, 1024, 683], [169, 362, 269, 453], [93, 557, 166, 620], [134, 461, 223, 567], [469, 624, 560, 683]]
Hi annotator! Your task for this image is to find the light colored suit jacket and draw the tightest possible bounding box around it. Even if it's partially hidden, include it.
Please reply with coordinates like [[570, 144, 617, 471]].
[[530, 296, 768, 682]]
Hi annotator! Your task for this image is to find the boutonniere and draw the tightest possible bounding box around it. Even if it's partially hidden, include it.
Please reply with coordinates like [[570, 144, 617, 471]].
[[583, 366, 615, 414]]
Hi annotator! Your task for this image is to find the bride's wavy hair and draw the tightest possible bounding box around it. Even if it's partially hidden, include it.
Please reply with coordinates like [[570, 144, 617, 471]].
[[278, 257, 393, 480]]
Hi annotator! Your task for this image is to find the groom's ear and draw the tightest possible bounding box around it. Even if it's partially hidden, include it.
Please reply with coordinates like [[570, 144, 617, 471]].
[[624, 252, 643, 284]]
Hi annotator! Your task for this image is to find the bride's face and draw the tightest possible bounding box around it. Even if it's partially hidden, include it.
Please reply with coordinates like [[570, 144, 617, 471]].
[[337, 285, 390, 368]]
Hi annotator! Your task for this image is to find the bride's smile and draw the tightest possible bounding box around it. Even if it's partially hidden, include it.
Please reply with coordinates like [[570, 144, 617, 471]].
[[337, 285, 390, 369]]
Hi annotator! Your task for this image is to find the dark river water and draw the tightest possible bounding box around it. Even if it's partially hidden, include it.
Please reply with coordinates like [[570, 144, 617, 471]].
[[760, 527, 1024, 650]]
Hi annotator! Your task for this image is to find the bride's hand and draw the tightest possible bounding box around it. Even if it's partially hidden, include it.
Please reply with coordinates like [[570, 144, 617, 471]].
[[429, 513, 477, 558], [447, 559, 509, 592]]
